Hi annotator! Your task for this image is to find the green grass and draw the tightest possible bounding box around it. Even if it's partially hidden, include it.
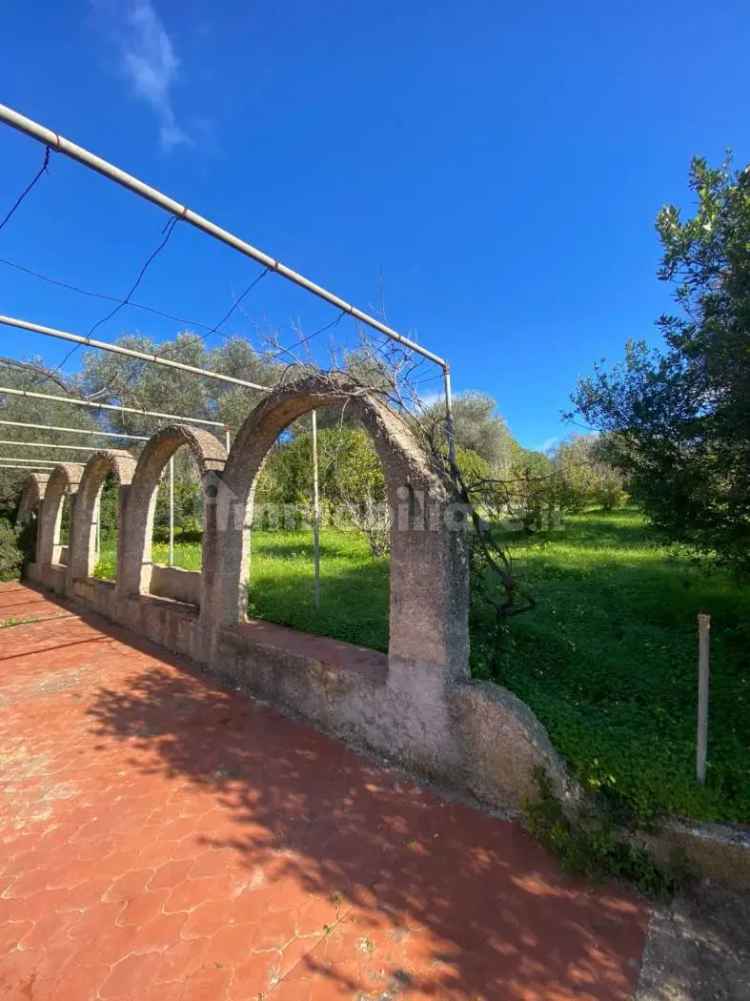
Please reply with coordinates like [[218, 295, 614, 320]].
[[479, 509, 750, 825], [93, 510, 750, 825], [94, 529, 390, 653]]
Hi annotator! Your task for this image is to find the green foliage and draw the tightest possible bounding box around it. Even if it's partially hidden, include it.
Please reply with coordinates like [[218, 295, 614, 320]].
[[94, 529, 390, 652], [257, 426, 385, 516], [79, 332, 280, 436], [572, 156, 750, 573], [551, 435, 626, 514], [506, 444, 555, 531], [525, 770, 692, 898], [423, 391, 515, 471], [0, 519, 24, 582], [473, 509, 750, 825]]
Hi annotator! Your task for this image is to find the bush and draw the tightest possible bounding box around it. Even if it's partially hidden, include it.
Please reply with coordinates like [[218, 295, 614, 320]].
[[525, 769, 693, 899], [0, 519, 25, 582]]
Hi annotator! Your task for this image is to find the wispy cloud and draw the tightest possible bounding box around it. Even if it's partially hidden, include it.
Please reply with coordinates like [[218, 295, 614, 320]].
[[93, 0, 191, 150]]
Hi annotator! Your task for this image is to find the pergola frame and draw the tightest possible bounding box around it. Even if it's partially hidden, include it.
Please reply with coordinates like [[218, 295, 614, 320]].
[[0, 100, 458, 597]]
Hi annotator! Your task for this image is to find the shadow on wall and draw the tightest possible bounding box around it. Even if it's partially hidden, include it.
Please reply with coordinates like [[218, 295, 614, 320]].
[[85, 641, 647, 1001]]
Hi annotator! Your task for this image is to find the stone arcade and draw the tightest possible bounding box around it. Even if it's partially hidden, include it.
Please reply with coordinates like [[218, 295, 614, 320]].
[[18, 374, 568, 812]]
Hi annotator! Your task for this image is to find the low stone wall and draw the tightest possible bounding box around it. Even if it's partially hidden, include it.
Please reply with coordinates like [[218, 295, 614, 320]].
[[642, 818, 750, 890], [70, 575, 202, 660], [149, 565, 201, 606], [31, 571, 572, 813]]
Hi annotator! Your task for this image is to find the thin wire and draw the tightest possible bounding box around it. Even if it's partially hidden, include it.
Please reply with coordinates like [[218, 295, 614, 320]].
[[270, 310, 346, 360], [0, 255, 215, 333], [88, 216, 180, 337], [207, 267, 270, 338], [0, 148, 50, 234], [54, 215, 181, 372]]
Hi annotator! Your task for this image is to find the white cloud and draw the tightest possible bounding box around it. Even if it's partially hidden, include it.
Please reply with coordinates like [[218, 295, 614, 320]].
[[93, 0, 191, 150]]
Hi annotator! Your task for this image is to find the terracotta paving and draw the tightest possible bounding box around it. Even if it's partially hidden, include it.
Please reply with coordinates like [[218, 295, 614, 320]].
[[0, 583, 649, 1000]]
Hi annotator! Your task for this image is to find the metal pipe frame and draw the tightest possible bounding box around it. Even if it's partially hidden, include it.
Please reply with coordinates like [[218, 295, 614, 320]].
[[0, 103, 448, 371], [0, 464, 55, 471], [0, 439, 118, 452], [0, 418, 149, 440], [0, 314, 271, 392], [0, 385, 227, 430]]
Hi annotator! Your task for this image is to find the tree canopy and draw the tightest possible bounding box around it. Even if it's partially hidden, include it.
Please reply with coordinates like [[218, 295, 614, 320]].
[[572, 156, 750, 573]]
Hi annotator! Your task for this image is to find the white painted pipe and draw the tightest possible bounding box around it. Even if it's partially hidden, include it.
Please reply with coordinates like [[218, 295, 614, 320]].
[[443, 366, 457, 466], [168, 455, 175, 567], [311, 409, 321, 610], [0, 439, 108, 451], [0, 314, 271, 392], [0, 463, 55, 470], [0, 103, 448, 371], [0, 385, 226, 429], [0, 418, 148, 440], [0, 456, 59, 465], [697, 613, 711, 784]]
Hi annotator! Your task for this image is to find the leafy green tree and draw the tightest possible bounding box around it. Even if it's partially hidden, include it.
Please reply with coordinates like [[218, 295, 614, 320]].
[[508, 444, 555, 531], [79, 332, 281, 437], [423, 390, 515, 471], [572, 156, 750, 571], [551, 435, 626, 513]]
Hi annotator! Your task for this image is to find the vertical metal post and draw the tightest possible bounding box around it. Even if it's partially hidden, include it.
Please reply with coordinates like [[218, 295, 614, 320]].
[[696, 612, 711, 784], [311, 410, 321, 610], [168, 455, 175, 567], [225, 428, 231, 453], [443, 365, 457, 467]]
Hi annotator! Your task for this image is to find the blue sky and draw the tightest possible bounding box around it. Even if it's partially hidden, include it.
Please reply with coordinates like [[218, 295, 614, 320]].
[[1, 0, 748, 449]]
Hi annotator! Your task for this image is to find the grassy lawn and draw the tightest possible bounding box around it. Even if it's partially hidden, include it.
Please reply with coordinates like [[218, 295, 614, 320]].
[[482, 509, 750, 826], [94, 530, 390, 653], [94, 510, 750, 825]]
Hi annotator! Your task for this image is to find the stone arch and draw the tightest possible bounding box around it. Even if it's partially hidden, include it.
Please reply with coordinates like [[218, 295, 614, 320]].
[[69, 450, 137, 583], [16, 473, 50, 526], [37, 463, 86, 567], [119, 425, 227, 600], [209, 373, 469, 679]]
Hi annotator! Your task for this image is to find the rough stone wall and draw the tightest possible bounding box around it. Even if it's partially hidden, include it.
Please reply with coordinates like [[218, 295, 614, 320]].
[[16, 472, 49, 524], [69, 450, 137, 585], [20, 377, 570, 814], [36, 463, 85, 575]]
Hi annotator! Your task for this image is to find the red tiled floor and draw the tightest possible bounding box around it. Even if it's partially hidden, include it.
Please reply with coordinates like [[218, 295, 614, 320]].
[[0, 583, 649, 1000]]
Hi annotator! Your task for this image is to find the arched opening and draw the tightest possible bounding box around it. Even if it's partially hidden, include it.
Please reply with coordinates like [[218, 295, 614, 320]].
[[120, 425, 226, 607], [16, 473, 49, 568], [37, 464, 85, 569], [70, 451, 136, 585], [250, 407, 390, 652], [58, 494, 72, 565], [150, 446, 204, 573], [92, 473, 119, 579], [211, 374, 469, 678]]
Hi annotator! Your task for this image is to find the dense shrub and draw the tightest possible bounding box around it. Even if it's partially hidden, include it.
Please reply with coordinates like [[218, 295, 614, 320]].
[[0, 519, 25, 582]]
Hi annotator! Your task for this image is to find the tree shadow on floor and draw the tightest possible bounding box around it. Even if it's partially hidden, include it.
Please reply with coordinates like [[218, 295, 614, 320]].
[[83, 625, 647, 1000]]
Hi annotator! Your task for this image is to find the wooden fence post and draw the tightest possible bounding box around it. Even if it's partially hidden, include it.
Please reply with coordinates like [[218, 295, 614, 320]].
[[696, 612, 711, 785]]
